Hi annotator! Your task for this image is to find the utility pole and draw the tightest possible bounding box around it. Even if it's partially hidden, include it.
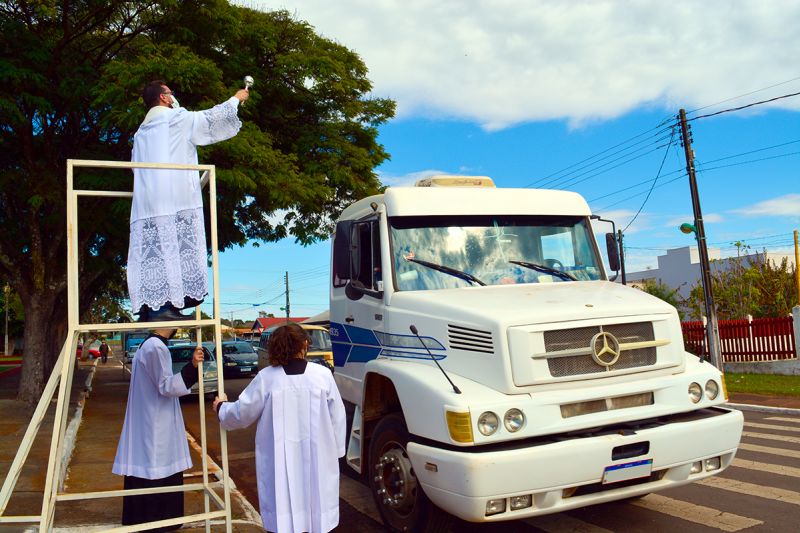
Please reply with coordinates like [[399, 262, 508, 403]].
[[617, 230, 627, 285], [678, 109, 722, 369], [3, 284, 9, 356], [284, 271, 290, 322], [794, 230, 800, 305]]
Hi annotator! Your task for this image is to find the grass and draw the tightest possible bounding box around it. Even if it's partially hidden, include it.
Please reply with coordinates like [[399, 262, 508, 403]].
[[725, 372, 800, 397]]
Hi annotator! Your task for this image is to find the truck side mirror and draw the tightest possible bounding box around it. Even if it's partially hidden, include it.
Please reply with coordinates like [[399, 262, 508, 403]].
[[345, 279, 384, 301], [333, 221, 353, 280], [606, 233, 620, 272]]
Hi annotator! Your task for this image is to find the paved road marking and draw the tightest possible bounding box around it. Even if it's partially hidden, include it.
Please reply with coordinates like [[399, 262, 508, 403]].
[[697, 476, 800, 506], [340, 475, 382, 523], [744, 421, 800, 433], [742, 431, 800, 444], [525, 513, 614, 532], [765, 416, 800, 425], [630, 494, 763, 531], [738, 442, 800, 459], [731, 458, 800, 478]]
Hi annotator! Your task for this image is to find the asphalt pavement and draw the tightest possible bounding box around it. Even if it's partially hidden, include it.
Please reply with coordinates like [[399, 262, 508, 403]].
[[1, 354, 798, 532]]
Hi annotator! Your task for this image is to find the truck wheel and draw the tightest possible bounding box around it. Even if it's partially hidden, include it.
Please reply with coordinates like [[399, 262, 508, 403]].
[[368, 414, 453, 532]]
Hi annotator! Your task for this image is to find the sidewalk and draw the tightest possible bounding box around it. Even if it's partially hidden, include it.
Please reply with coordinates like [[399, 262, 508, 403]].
[[1, 357, 263, 532]]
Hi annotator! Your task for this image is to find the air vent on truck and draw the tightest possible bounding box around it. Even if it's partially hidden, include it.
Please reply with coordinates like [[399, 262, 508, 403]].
[[448, 324, 494, 354]]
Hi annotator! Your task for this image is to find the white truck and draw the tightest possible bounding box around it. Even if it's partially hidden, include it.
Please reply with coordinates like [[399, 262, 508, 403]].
[[329, 176, 743, 531]]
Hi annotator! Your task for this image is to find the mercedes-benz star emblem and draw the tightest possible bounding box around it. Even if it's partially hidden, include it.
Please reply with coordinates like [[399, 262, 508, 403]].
[[590, 331, 621, 368]]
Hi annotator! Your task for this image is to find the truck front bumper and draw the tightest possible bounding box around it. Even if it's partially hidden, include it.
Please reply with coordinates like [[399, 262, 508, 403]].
[[407, 406, 743, 522]]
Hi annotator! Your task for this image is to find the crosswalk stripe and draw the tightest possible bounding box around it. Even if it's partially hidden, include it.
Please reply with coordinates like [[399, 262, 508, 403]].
[[742, 431, 800, 444], [745, 421, 800, 433], [765, 416, 800, 425], [630, 494, 762, 531], [339, 475, 382, 523], [697, 476, 800, 506], [732, 458, 800, 478], [738, 442, 800, 459], [525, 513, 614, 533]]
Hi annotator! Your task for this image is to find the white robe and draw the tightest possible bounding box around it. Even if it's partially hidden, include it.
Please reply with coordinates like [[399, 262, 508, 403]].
[[127, 97, 242, 311], [113, 336, 193, 479], [218, 363, 347, 533]]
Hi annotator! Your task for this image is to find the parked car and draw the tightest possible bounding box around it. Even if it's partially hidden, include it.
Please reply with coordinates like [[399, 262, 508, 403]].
[[167, 345, 218, 398], [202, 340, 259, 378], [256, 324, 333, 371], [76, 341, 101, 360]]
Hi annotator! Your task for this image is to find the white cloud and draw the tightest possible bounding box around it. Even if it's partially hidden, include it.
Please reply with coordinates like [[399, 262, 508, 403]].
[[244, 1, 800, 129], [733, 194, 800, 216]]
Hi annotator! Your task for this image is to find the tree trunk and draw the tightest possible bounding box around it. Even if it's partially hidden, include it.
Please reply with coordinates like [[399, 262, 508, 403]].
[[17, 291, 66, 405]]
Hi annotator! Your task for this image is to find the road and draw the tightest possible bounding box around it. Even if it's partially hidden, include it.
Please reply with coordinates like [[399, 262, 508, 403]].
[[183, 377, 800, 532]]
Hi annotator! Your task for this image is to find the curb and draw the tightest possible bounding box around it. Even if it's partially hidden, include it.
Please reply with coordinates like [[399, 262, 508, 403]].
[[59, 359, 99, 490], [726, 402, 800, 415]]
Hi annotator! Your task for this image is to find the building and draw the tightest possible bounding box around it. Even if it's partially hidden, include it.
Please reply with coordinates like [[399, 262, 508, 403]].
[[626, 246, 795, 300], [250, 316, 309, 335]]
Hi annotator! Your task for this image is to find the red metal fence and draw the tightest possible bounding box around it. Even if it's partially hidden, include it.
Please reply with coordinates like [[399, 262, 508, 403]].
[[682, 316, 797, 362]]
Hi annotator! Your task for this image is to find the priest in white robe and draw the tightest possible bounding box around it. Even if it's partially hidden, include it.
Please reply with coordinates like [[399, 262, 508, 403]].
[[112, 329, 203, 531], [128, 80, 249, 321], [214, 324, 347, 533]]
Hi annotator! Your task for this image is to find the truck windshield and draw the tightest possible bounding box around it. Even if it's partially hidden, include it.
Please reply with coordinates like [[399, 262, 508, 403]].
[[390, 214, 603, 291]]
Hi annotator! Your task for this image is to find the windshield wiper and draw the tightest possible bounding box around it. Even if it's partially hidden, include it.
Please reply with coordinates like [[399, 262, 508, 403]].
[[509, 260, 577, 281], [406, 257, 486, 286]]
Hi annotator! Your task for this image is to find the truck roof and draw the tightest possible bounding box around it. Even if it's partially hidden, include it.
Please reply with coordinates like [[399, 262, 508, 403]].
[[339, 187, 591, 220]]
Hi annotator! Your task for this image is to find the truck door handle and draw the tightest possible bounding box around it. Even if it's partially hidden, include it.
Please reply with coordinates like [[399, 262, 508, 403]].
[[345, 316, 355, 323]]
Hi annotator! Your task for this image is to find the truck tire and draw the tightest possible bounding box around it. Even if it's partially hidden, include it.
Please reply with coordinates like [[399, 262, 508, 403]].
[[368, 414, 454, 532]]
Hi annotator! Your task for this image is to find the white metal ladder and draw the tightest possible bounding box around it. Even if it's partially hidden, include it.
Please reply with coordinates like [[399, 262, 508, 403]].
[[0, 159, 234, 532]]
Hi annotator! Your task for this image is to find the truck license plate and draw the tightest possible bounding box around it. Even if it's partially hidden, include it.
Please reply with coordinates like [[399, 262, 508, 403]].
[[602, 459, 653, 484]]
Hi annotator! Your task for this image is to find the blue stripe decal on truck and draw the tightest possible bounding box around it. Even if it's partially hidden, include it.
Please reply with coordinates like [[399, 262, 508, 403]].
[[329, 322, 446, 366]]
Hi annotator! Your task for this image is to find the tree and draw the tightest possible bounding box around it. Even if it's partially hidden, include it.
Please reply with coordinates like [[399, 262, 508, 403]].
[[686, 253, 797, 320], [0, 1, 395, 404], [637, 279, 686, 320]]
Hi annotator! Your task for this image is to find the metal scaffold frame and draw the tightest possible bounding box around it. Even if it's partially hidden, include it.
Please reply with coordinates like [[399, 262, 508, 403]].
[[0, 159, 233, 532]]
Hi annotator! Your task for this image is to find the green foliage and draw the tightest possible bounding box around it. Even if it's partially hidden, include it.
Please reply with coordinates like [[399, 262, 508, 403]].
[[0, 0, 394, 399], [637, 279, 686, 320], [687, 253, 798, 320]]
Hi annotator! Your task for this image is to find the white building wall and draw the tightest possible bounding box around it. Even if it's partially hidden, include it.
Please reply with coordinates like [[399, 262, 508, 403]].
[[626, 246, 795, 301]]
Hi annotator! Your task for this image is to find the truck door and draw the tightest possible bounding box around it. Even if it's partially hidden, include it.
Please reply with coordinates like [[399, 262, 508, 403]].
[[331, 217, 385, 393]]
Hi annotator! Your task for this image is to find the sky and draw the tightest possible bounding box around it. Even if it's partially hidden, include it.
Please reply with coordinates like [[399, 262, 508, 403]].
[[215, 0, 800, 322]]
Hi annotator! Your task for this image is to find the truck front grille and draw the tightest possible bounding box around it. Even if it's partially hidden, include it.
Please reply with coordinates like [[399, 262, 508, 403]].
[[543, 322, 657, 377]]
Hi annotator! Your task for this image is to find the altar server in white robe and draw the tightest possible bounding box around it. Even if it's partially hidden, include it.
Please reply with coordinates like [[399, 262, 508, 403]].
[[128, 80, 249, 322], [112, 329, 203, 531], [214, 323, 346, 533]]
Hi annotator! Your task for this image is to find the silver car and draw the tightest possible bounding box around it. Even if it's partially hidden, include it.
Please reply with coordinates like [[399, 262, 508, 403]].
[[167, 345, 218, 398]]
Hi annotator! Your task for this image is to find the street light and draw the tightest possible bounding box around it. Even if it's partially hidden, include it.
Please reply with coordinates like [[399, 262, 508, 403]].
[[679, 222, 722, 369]]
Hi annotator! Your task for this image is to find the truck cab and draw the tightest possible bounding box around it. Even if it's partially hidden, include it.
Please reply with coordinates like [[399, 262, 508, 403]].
[[330, 177, 743, 531]]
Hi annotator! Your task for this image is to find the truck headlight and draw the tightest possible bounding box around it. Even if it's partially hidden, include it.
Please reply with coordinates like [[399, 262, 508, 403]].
[[477, 411, 499, 436], [503, 409, 525, 432], [688, 382, 702, 403], [705, 379, 719, 400]]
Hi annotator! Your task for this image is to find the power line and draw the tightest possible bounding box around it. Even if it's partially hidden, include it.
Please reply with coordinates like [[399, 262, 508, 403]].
[[621, 127, 677, 233], [588, 138, 800, 204], [525, 119, 674, 188], [686, 75, 800, 114], [688, 90, 800, 122]]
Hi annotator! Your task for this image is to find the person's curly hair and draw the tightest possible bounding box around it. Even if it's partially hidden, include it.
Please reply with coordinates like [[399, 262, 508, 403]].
[[268, 323, 310, 366]]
